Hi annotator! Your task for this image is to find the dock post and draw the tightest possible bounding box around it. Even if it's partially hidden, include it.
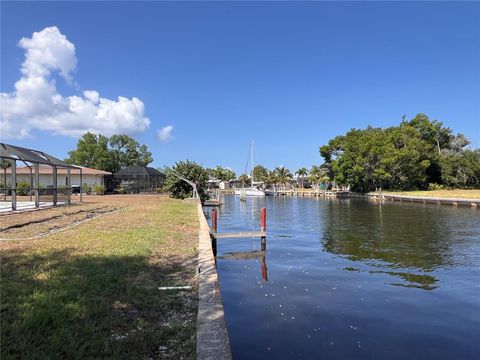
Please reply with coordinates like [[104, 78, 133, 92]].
[[260, 207, 266, 251], [211, 209, 218, 256], [212, 209, 218, 233]]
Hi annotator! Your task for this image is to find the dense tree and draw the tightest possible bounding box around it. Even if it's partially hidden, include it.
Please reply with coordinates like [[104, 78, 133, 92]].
[[238, 173, 251, 187], [253, 165, 269, 182], [264, 171, 278, 186], [108, 134, 153, 172], [66, 132, 152, 173], [439, 150, 480, 188], [164, 160, 209, 202], [208, 166, 236, 181], [319, 114, 477, 192]]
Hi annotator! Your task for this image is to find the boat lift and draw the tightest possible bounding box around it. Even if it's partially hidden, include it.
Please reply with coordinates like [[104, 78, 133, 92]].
[[170, 170, 199, 199]]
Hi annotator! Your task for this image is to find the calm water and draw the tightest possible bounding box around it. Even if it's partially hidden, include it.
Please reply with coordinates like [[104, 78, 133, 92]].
[[207, 195, 480, 360]]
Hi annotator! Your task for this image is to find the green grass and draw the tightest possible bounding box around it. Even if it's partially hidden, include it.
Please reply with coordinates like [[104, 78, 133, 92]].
[[378, 189, 480, 199], [1, 195, 198, 359]]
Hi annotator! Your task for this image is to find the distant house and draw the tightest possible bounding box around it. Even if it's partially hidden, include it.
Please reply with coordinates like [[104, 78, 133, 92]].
[[110, 166, 165, 193], [3, 165, 111, 187]]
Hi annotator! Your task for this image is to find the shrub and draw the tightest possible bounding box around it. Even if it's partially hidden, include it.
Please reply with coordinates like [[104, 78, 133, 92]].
[[16, 181, 31, 196], [428, 183, 445, 191], [93, 184, 105, 195], [82, 183, 92, 195]]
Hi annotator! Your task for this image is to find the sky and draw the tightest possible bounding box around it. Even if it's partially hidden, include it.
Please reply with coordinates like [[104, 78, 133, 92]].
[[1, 1, 479, 175]]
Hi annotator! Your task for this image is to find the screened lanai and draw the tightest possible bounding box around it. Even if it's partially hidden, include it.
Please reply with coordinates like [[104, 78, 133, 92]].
[[0, 143, 83, 212], [111, 166, 165, 193]]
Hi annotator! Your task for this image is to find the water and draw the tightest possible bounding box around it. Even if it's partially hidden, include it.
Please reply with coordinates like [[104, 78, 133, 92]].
[[207, 195, 480, 360]]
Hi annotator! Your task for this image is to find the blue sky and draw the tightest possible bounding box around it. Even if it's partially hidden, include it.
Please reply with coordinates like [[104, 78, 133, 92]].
[[1, 1, 479, 174]]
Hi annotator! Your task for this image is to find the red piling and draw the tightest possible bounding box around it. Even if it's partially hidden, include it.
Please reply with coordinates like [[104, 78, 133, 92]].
[[212, 209, 217, 233], [260, 207, 266, 232]]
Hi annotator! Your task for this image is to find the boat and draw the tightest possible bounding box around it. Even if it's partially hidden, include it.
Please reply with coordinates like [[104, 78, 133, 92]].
[[234, 141, 265, 197]]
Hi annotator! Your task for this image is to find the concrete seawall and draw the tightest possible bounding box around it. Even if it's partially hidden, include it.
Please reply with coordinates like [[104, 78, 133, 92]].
[[196, 202, 232, 360], [352, 192, 479, 208]]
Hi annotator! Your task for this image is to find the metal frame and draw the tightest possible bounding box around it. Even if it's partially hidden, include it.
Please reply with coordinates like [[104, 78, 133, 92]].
[[112, 166, 164, 193], [0, 143, 83, 211]]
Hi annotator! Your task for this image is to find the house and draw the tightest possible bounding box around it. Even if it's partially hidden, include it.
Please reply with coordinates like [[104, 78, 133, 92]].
[[2, 165, 111, 187]]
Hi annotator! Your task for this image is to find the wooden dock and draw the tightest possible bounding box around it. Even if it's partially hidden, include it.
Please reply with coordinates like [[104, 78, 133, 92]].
[[204, 199, 222, 206], [213, 231, 266, 239]]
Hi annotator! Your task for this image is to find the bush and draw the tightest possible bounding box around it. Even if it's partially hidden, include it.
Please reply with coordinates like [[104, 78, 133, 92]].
[[164, 160, 209, 202], [428, 183, 445, 191], [93, 184, 105, 195], [82, 183, 92, 195], [16, 181, 31, 196]]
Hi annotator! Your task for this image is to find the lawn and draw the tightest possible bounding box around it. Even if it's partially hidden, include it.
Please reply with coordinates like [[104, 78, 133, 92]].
[[0, 195, 199, 359], [377, 189, 480, 199]]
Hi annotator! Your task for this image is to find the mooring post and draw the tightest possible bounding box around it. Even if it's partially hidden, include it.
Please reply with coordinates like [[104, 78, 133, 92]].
[[260, 207, 266, 251], [261, 255, 268, 281], [212, 209, 218, 233]]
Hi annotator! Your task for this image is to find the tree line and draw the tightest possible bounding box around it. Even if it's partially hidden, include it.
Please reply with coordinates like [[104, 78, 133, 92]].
[[319, 114, 480, 192], [65, 132, 153, 173]]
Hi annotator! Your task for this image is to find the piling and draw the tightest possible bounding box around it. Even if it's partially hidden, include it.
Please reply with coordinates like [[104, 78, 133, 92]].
[[260, 207, 266, 251]]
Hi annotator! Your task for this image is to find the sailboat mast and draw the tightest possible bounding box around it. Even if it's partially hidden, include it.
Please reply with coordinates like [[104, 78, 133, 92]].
[[251, 140, 254, 183]]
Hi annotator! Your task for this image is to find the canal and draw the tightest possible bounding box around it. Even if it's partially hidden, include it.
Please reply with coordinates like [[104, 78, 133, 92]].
[[207, 195, 480, 360]]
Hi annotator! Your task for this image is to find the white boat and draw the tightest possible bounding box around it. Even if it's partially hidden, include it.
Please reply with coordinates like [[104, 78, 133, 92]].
[[235, 141, 265, 197], [235, 187, 265, 197]]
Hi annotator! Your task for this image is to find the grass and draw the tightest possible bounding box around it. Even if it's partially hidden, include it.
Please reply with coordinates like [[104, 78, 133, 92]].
[[377, 189, 480, 199], [0, 195, 199, 359]]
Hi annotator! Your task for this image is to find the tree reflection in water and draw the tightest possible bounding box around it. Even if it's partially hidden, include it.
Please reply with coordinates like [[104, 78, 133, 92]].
[[320, 200, 460, 290]]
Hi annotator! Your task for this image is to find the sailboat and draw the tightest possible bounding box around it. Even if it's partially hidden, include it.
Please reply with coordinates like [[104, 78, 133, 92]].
[[235, 141, 265, 197]]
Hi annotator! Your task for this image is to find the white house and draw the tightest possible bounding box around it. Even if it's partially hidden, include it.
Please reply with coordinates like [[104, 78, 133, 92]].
[[2, 165, 111, 187]]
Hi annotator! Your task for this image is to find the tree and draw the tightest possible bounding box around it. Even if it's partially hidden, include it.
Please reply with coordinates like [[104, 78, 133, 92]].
[[319, 114, 477, 191], [164, 160, 209, 202], [308, 165, 329, 189], [253, 165, 269, 183], [209, 166, 236, 181], [440, 150, 480, 188], [238, 173, 251, 187], [274, 166, 293, 188], [108, 134, 153, 172], [66, 132, 153, 173], [295, 167, 308, 188], [264, 171, 278, 187]]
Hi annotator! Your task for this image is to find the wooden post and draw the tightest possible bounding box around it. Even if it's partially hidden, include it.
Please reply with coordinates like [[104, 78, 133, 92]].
[[212, 209, 217, 233], [260, 207, 266, 251], [260, 207, 266, 231], [261, 255, 268, 281]]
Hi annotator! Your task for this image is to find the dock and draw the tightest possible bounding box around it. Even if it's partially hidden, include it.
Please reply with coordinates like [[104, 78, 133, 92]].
[[213, 231, 266, 239]]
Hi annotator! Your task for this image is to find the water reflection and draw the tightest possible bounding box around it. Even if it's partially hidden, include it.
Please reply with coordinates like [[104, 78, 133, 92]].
[[319, 201, 468, 289], [217, 250, 269, 281], [213, 195, 480, 360]]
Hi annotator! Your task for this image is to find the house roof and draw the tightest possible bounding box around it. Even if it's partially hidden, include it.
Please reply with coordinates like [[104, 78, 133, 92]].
[[1, 143, 80, 169], [3, 164, 111, 176], [114, 166, 164, 177]]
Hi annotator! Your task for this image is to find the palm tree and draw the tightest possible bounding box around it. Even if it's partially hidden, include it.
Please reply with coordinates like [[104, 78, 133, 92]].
[[295, 167, 308, 188], [309, 165, 330, 190], [265, 170, 278, 188], [274, 166, 293, 189]]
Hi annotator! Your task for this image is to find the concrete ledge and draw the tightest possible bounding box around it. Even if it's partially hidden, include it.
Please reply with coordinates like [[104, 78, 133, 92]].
[[196, 202, 232, 360], [352, 192, 480, 208]]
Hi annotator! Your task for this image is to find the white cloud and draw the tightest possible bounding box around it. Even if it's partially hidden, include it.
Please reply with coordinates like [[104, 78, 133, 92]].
[[157, 125, 174, 142], [1, 26, 150, 139]]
